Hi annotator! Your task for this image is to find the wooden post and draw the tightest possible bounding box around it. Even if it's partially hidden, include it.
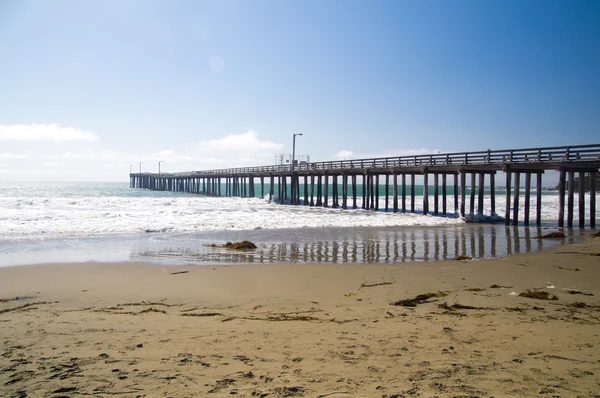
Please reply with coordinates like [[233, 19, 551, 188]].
[[323, 174, 329, 207], [524, 173, 531, 226], [512, 172, 520, 226], [304, 176, 309, 205], [442, 174, 447, 215], [393, 173, 398, 213], [310, 175, 315, 206], [352, 174, 357, 209], [478, 173, 485, 216], [490, 173, 496, 215], [505, 171, 511, 225], [332, 175, 337, 207], [567, 171, 575, 228], [316, 175, 322, 206], [423, 172, 429, 215], [578, 171, 585, 228], [270, 175, 274, 201], [375, 174, 379, 211], [590, 171, 596, 229], [410, 174, 415, 213], [333, 175, 339, 208], [433, 173, 439, 215], [385, 174, 390, 211], [368, 174, 375, 209], [558, 170, 566, 228], [460, 172, 466, 217], [536, 172, 542, 226], [469, 172, 476, 216], [342, 174, 348, 209]]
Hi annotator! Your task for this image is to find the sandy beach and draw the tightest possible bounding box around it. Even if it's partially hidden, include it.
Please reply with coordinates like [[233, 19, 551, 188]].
[[1, 234, 599, 397]]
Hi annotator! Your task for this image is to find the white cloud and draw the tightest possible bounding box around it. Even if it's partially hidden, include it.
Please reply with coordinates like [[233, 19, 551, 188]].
[[0, 123, 99, 142], [147, 150, 193, 161], [332, 147, 443, 160], [0, 152, 27, 159], [153, 150, 175, 157], [45, 150, 124, 160], [333, 150, 354, 159], [43, 162, 65, 168], [199, 130, 283, 153]]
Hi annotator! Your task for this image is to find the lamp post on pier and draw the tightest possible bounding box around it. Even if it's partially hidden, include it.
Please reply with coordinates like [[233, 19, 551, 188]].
[[292, 133, 303, 171], [139, 161, 144, 173], [158, 161, 164, 175]]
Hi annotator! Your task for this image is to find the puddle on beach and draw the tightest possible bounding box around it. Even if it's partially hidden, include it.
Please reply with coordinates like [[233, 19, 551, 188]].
[[0, 225, 581, 267], [130, 225, 579, 265]]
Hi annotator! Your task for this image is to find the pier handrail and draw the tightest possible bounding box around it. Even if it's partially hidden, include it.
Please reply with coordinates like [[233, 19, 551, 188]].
[[150, 143, 600, 177]]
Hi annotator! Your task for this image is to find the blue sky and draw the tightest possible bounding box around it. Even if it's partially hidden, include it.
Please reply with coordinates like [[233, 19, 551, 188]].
[[0, 0, 599, 181]]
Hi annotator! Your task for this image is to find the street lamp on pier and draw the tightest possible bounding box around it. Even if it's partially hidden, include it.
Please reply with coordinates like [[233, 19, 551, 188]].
[[292, 133, 303, 171], [139, 161, 144, 173], [158, 161, 164, 175]]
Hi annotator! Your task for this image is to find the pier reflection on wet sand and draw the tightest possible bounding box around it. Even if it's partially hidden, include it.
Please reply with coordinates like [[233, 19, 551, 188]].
[[131, 225, 577, 265]]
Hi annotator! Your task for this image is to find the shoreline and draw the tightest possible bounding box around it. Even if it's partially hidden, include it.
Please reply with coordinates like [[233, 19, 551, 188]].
[[1, 234, 600, 396], [0, 224, 581, 268]]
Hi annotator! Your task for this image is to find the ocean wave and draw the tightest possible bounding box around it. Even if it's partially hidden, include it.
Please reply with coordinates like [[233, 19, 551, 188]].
[[0, 182, 597, 242]]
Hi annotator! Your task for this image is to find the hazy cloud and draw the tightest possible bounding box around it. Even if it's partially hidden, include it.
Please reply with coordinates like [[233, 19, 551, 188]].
[[0, 152, 27, 159], [43, 162, 66, 168], [332, 147, 443, 160], [333, 150, 354, 159], [199, 130, 283, 153], [0, 123, 99, 142]]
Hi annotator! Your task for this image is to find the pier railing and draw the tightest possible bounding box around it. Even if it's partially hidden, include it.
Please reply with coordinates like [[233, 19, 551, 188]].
[[158, 144, 600, 177]]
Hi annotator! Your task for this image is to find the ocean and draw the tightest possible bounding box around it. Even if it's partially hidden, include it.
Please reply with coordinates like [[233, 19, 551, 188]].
[[0, 182, 595, 267]]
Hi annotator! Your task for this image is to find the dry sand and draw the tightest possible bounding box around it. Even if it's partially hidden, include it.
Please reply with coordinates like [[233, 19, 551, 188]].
[[1, 234, 600, 397]]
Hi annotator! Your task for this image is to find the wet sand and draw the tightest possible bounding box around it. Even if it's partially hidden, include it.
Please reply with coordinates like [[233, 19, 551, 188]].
[[1, 234, 599, 397]]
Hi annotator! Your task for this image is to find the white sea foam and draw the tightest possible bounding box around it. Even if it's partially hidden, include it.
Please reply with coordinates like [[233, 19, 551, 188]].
[[0, 194, 463, 241], [0, 182, 597, 241]]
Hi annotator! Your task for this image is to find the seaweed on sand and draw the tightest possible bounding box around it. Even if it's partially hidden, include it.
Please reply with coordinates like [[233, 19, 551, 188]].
[[391, 291, 450, 307], [537, 232, 566, 239], [438, 302, 487, 311], [518, 290, 558, 300], [205, 241, 258, 250], [567, 290, 594, 296], [453, 255, 472, 261]]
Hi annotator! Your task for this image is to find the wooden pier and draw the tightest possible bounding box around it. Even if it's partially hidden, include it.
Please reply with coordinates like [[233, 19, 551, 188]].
[[130, 144, 600, 228]]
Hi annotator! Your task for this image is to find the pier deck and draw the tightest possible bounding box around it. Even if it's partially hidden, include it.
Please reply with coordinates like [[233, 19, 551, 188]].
[[130, 144, 600, 228]]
